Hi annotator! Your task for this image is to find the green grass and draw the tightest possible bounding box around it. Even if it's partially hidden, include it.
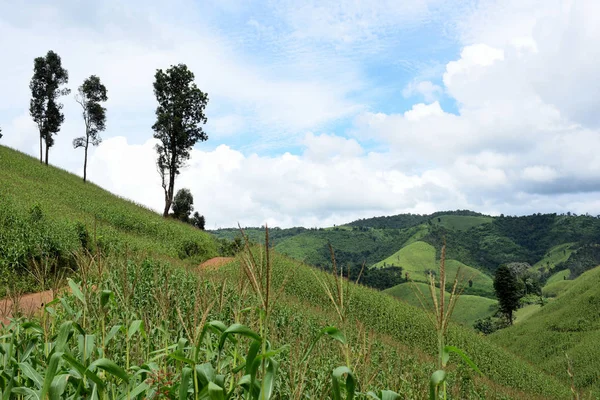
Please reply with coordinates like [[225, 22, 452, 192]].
[[514, 303, 543, 324], [533, 243, 575, 273], [491, 265, 600, 393], [373, 241, 494, 297], [383, 282, 498, 327], [373, 241, 436, 274], [0, 145, 218, 293], [546, 269, 571, 285], [543, 280, 575, 298], [430, 215, 494, 231]]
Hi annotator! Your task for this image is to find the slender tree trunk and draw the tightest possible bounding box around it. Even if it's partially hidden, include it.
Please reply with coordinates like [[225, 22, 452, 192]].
[[163, 156, 177, 217], [45, 141, 49, 166], [39, 134, 43, 164], [83, 140, 88, 183]]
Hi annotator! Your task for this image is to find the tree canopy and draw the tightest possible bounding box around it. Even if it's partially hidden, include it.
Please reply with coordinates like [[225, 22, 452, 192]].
[[493, 264, 523, 325], [172, 188, 194, 222], [29, 50, 70, 165], [152, 64, 208, 217], [73, 75, 108, 182]]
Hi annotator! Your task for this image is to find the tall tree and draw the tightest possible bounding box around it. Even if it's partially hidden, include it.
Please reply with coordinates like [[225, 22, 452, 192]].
[[493, 264, 522, 325], [73, 75, 108, 182], [152, 64, 208, 216], [172, 188, 194, 222], [0, 126, 2, 140], [29, 50, 70, 165]]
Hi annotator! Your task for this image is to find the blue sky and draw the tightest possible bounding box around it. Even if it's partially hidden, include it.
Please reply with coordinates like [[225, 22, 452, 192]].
[[2, 0, 600, 228]]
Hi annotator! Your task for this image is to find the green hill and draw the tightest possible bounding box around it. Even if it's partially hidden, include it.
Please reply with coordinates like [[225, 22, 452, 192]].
[[0, 143, 579, 398], [383, 282, 497, 326], [373, 241, 495, 297], [430, 214, 493, 231], [533, 243, 575, 273], [491, 266, 600, 393], [0, 145, 218, 294]]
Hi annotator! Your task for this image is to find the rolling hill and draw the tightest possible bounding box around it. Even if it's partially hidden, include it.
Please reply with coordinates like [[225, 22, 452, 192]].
[[491, 265, 600, 393], [0, 143, 573, 398], [0, 145, 218, 294]]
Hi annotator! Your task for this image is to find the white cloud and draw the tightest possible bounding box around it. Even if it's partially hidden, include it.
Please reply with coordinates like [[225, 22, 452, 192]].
[[3, 0, 600, 227], [402, 80, 443, 102]]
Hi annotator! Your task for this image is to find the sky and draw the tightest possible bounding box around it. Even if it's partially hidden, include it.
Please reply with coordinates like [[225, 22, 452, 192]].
[[1, 0, 600, 228]]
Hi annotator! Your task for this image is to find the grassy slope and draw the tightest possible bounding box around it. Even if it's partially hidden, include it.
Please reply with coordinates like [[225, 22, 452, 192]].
[[255, 254, 569, 398], [383, 282, 497, 326], [547, 269, 571, 285], [431, 215, 494, 231], [543, 280, 575, 298], [491, 266, 600, 393], [514, 303, 543, 324], [0, 145, 218, 263], [373, 241, 495, 297], [533, 243, 575, 273]]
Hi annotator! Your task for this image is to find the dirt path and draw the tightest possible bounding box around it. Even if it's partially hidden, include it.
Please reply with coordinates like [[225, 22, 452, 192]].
[[0, 289, 56, 325], [0, 257, 235, 325], [199, 257, 235, 271]]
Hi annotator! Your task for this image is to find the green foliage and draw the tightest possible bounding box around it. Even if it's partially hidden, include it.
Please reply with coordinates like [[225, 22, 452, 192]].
[[73, 75, 108, 183], [192, 211, 206, 230], [429, 215, 493, 231], [491, 266, 600, 394], [172, 188, 194, 222], [493, 265, 522, 324], [556, 244, 600, 278], [0, 145, 218, 288], [383, 283, 497, 327], [546, 269, 571, 285], [153, 64, 209, 216], [29, 50, 70, 165], [543, 280, 574, 298]]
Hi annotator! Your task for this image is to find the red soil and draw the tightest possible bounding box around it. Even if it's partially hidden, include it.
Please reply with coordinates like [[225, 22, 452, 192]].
[[0, 289, 56, 325], [198, 256, 235, 271]]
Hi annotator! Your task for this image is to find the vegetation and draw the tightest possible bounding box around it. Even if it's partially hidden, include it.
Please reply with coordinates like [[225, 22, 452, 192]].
[[29, 50, 70, 165], [492, 266, 600, 395], [384, 283, 497, 327], [153, 64, 209, 217], [73, 75, 108, 183], [0, 244, 571, 399], [493, 265, 522, 325], [0, 145, 218, 295]]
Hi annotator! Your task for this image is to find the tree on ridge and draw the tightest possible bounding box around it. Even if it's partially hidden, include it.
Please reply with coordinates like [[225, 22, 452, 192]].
[[152, 63, 208, 217], [29, 50, 70, 165], [73, 75, 108, 183]]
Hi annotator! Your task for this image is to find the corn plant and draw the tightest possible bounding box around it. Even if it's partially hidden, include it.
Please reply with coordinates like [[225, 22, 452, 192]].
[[412, 242, 481, 399]]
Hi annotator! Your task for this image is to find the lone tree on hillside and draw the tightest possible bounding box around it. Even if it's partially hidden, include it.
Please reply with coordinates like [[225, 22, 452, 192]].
[[152, 64, 208, 217], [172, 188, 194, 222], [73, 75, 108, 183], [29, 50, 70, 165], [191, 212, 205, 230], [0, 126, 2, 139], [494, 264, 522, 325]]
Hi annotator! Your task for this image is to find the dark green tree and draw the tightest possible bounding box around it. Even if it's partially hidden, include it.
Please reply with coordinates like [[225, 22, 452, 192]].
[[0, 126, 2, 139], [172, 188, 194, 222], [73, 75, 108, 182], [29, 50, 70, 165], [493, 264, 522, 324], [152, 64, 209, 217], [191, 212, 206, 230]]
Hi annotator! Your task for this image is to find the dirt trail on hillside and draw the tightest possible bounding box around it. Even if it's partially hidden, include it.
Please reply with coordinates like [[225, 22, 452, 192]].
[[0, 289, 56, 325], [0, 258, 235, 325], [199, 257, 235, 271]]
